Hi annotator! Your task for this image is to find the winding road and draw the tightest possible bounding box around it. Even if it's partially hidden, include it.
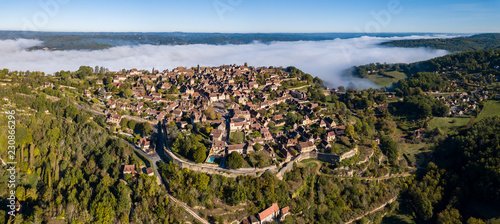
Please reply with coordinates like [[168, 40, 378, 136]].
[[153, 122, 210, 224], [160, 121, 279, 176], [124, 121, 209, 224], [73, 101, 208, 223], [72, 98, 406, 224]]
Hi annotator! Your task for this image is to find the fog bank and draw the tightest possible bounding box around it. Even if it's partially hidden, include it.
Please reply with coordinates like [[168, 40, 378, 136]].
[[0, 35, 450, 88]]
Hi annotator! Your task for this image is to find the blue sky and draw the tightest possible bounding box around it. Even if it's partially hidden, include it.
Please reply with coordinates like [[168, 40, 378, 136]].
[[0, 0, 499, 33]]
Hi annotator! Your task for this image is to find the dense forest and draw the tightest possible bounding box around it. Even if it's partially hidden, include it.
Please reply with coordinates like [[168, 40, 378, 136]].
[[405, 116, 500, 223], [158, 161, 400, 223], [0, 86, 189, 223], [355, 50, 500, 78], [381, 33, 500, 52], [353, 49, 500, 96]]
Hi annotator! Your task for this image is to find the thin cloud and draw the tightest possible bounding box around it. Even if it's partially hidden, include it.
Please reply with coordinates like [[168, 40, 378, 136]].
[[0, 36, 450, 89]]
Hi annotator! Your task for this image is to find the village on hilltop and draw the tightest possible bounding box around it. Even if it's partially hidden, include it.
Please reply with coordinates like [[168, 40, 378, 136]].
[[84, 64, 358, 168]]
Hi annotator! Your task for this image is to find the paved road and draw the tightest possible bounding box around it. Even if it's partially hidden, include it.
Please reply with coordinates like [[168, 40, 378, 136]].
[[121, 122, 209, 224], [47, 95, 277, 175], [154, 121, 210, 224], [120, 138, 162, 177], [161, 122, 279, 176], [73, 102, 207, 223]]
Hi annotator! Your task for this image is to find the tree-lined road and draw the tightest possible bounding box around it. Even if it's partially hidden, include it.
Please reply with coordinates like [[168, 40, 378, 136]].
[[76, 103, 208, 224], [154, 121, 210, 224]]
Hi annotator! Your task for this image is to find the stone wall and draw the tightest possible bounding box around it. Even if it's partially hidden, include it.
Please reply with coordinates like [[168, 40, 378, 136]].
[[163, 147, 268, 178], [339, 147, 358, 161], [276, 151, 340, 180]]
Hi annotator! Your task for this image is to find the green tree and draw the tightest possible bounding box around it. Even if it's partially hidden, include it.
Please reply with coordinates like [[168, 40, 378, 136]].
[[345, 124, 355, 138], [127, 119, 136, 130], [467, 217, 486, 224], [64, 104, 79, 119], [193, 146, 207, 163], [0, 210, 5, 224], [75, 66, 94, 79], [120, 118, 129, 128], [121, 88, 133, 98], [380, 135, 398, 165], [15, 186, 26, 201], [75, 112, 90, 123], [437, 208, 462, 224], [136, 122, 153, 135], [194, 173, 210, 191], [228, 184, 247, 205], [227, 152, 243, 169], [204, 108, 217, 120], [229, 132, 244, 144], [417, 196, 433, 221], [100, 153, 114, 171], [253, 143, 262, 151]]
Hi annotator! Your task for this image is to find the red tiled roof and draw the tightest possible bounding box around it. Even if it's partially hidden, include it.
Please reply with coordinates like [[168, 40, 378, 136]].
[[258, 203, 279, 221], [213, 140, 225, 148], [281, 206, 290, 214], [123, 165, 135, 173], [227, 144, 245, 151]]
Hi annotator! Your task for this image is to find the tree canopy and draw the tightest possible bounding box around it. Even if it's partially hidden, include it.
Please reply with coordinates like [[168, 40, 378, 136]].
[[226, 152, 243, 169]]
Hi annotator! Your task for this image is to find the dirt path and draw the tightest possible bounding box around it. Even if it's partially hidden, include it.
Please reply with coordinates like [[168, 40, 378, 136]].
[[357, 148, 374, 165], [298, 160, 412, 181], [344, 196, 398, 224], [288, 84, 311, 90]]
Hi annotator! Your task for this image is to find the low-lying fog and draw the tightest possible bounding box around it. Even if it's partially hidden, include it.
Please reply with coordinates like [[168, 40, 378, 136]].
[[0, 35, 450, 88]]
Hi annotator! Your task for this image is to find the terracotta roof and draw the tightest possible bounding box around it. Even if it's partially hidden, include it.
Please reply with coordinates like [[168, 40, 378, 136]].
[[258, 203, 279, 221], [213, 140, 225, 148], [249, 215, 259, 223], [227, 144, 245, 151], [123, 165, 136, 173], [298, 141, 314, 148], [281, 206, 290, 214]]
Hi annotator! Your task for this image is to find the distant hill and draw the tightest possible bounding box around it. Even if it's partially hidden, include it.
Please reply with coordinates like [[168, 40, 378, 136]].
[[0, 31, 442, 51], [353, 49, 500, 88], [381, 33, 500, 52]]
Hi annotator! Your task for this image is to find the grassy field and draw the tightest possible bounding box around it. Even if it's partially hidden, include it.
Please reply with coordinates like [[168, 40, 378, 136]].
[[229, 131, 245, 144], [400, 142, 431, 167], [299, 158, 322, 166], [366, 71, 408, 87], [383, 201, 417, 224], [428, 117, 470, 134], [292, 181, 308, 198], [478, 100, 500, 120], [294, 85, 310, 92]]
